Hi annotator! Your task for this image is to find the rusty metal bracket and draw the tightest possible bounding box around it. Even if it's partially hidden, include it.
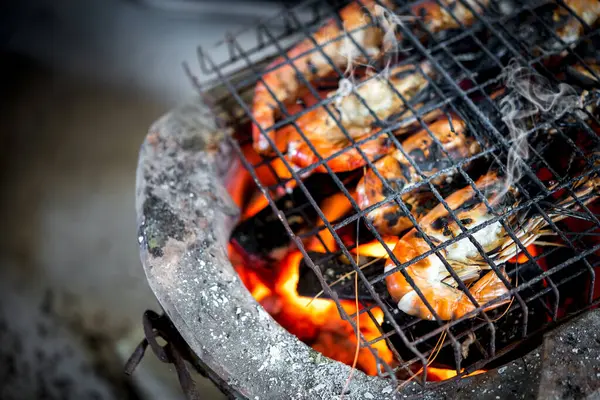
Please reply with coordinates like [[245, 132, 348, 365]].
[[124, 310, 202, 400]]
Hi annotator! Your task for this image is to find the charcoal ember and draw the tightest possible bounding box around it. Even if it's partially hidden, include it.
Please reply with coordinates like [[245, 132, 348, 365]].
[[230, 172, 358, 268], [296, 251, 391, 302]]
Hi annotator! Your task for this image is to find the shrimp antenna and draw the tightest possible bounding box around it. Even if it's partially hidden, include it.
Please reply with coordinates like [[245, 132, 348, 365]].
[[395, 329, 448, 391], [340, 218, 362, 399], [304, 256, 383, 307]]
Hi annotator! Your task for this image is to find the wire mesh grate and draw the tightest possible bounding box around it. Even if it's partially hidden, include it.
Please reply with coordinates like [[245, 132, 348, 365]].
[[195, 0, 600, 386]]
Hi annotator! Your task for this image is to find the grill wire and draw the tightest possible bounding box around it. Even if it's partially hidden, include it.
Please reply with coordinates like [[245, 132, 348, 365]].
[[195, 0, 600, 387]]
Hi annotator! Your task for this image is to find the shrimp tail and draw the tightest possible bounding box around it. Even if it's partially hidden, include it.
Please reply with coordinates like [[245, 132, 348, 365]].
[[468, 268, 511, 312], [397, 284, 469, 321], [397, 268, 511, 321]]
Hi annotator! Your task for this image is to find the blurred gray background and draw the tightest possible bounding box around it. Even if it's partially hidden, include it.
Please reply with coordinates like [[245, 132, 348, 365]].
[[0, 0, 289, 398]]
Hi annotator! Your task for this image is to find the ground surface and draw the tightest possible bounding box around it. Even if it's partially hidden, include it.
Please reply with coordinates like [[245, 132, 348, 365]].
[[0, 0, 268, 397]]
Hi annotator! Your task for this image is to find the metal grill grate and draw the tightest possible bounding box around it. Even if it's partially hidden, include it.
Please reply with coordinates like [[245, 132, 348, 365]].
[[194, 0, 600, 387]]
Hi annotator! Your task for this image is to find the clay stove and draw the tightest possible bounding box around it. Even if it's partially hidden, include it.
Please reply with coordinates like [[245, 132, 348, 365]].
[[131, 0, 600, 398]]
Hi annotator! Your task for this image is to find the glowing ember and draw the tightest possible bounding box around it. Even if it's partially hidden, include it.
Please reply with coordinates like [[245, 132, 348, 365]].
[[226, 168, 493, 381], [427, 367, 486, 381], [235, 142, 295, 199], [242, 192, 269, 220], [234, 249, 394, 375], [225, 156, 254, 211], [507, 244, 539, 264], [307, 192, 354, 252]]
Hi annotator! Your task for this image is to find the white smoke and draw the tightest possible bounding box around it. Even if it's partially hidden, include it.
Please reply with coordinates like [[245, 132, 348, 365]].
[[373, 4, 415, 80], [495, 59, 582, 202], [374, 4, 410, 59], [333, 3, 413, 103], [334, 77, 354, 107]]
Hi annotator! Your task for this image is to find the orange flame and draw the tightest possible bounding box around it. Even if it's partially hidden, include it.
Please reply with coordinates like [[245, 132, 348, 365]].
[[225, 131, 491, 382], [427, 367, 486, 381], [225, 156, 253, 210], [307, 192, 354, 252], [242, 192, 270, 220], [351, 238, 399, 258], [507, 244, 539, 264], [239, 250, 395, 375], [236, 142, 295, 199]]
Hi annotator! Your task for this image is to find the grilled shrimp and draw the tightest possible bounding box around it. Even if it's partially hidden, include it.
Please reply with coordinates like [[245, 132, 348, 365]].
[[252, 0, 389, 155], [384, 168, 600, 321], [284, 62, 437, 172], [252, 0, 495, 155], [298, 62, 433, 141], [356, 115, 481, 235], [415, 0, 490, 33], [554, 0, 600, 48], [499, 0, 599, 57], [287, 131, 391, 173]]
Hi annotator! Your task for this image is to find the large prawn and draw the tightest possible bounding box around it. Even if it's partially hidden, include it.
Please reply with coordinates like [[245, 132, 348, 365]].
[[384, 166, 600, 321], [252, 0, 494, 155], [285, 61, 438, 172], [508, 0, 600, 55], [252, 0, 387, 155], [356, 115, 481, 235], [554, 0, 600, 48]]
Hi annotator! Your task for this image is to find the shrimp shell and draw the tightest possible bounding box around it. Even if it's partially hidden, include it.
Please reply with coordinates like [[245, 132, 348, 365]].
[[252, 0, 496, 155], [357, 116, 480, 235], [283, 62, 435, 173], [252, 0, 389, 155], [554, 0, 600, 47], [384, 167, 600, 321], [287, 131, 391, 173]]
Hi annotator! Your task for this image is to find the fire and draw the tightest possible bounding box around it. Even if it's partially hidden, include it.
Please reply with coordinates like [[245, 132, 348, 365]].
[[351, 238, 399, 258], [233, 248, 394, 376], [225, 156, 253, 210], [233, 143, 295, 205], [507, 244, 539, 264], [427, 367, 486, 381], [308, 192, 354, 252], [242, 192, 269, 220], [226, 159, 492, 381]]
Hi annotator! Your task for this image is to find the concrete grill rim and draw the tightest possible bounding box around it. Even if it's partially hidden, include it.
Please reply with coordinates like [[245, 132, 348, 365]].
[[134, 98, 600, 400], [134, 99, 400, 399], [132, 0, 600, 393]]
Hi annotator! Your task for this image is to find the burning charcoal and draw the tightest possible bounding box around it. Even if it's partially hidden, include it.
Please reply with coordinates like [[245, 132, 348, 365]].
[[296, 251, 391, 302], [230, 173, 359, 268]]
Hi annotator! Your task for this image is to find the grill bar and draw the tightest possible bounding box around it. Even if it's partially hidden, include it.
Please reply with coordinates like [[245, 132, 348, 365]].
[[200, 37, 414, 381], [197, 0, 600, 386]]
